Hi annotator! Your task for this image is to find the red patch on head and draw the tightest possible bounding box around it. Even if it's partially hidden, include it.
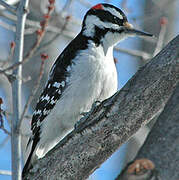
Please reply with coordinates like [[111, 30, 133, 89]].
[[92, 4, 103, 10]]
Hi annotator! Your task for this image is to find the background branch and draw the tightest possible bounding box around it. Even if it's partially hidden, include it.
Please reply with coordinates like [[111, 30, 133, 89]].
[[0, 0, 16, 13], [0, 169, 12, 176], [135, 83, 179, 179], [25, 35, 179, 180], [11, 0, 29, 179]]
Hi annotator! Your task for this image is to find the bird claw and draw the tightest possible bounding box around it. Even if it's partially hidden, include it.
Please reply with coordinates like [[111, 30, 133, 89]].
[[75, 100, 101, 129]]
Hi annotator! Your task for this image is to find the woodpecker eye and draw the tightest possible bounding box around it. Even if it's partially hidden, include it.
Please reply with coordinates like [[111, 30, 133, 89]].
[[112, 16, 123, 26]]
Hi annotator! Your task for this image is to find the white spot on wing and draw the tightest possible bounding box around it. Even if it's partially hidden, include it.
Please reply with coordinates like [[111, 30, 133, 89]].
[[41, 94, 50, 101], [61, 81, 65, 87], [53, 82, 61, 88], [43, 108, 50, 115], [66, 77, 70, 83], [36, 120, 41, 127], [34, 109, 42, 115], [50, 98, 57, 105], [58, 89, 61, 94], [66, 66, 71, 72]]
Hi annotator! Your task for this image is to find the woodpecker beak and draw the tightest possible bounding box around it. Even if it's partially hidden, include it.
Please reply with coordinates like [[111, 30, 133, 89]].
[[123, 22, 153, 37]]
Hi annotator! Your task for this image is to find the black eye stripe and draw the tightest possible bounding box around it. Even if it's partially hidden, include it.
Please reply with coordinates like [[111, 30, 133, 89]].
[[89, 10, 124, 26]]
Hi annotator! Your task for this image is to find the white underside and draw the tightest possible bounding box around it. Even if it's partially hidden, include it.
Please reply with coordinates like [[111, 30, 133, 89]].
[[33, 41, 118, 159]]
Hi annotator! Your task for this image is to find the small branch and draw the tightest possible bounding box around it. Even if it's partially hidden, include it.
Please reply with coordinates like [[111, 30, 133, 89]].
[[35, 15, 70, 56], [77, 0, 92, 8], [0, 0, 16, 13], [0, 18, 16, 32], [0, 169, 12, 176], [0, 0, 55, 75], [61, 0, 73, 12], [114, 46, 152, 60], [0, 116, 11, 136], [0, 98, 11, 136], [0, 42, 15, 68], [153, 17, 168, 56], [0, 136, 10, 149], [0, 10, 77, 37]]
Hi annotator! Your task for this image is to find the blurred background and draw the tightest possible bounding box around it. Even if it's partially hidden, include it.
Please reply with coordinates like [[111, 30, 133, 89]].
[[0, 0, 178, 179]]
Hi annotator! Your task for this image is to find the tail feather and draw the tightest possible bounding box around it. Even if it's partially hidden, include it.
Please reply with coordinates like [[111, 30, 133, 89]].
[[22, 138, 39, 179]]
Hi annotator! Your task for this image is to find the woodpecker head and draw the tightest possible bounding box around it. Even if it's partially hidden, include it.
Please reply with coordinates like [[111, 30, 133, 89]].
[[82, 3, 153, 47]]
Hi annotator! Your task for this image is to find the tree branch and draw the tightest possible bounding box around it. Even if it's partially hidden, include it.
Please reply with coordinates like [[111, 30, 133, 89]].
[[11, 0, 29, 179], [135, 82, 179, 179], [0, 169, 12, 176], [25, 35, 179, 180], [0, 0, 16, 13], [114, 46, 152, 60], [117, 83, 179, 179]]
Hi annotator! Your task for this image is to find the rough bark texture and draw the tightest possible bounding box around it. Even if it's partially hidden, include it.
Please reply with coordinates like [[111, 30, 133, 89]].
[[116, 83, 179, 180], [136, 83, 179, 179], [25, 35, 179, 180]]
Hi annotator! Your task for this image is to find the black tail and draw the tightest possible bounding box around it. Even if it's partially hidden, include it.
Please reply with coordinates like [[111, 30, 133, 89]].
[[22, 138, 39, 179]]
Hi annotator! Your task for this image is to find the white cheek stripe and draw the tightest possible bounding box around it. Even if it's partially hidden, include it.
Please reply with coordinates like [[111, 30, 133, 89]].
[[103, 7, 123, 20], [83, 15, 119, 37]]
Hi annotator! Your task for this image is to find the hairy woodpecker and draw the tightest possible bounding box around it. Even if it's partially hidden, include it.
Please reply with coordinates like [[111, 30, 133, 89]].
[[22, 3, 153, 176]]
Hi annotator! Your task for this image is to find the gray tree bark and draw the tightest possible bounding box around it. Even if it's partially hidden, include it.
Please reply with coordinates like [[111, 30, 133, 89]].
[[136, 83, 179, 179], [116, 83, 179, 180], [24, 35, 179, 180]]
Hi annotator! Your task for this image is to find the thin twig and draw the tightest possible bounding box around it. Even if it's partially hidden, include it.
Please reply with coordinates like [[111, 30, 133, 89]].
[[0, 170, 12, 176], [0, 1, 55, 75], [62, 0, 73, 12], [0, 98, 11, 135], [0, 42, 15, 68], [0, 10, 79, 36], [0, 115, 11, 135], [0, 136, 10, 149], [19, 57, 46, 128], [1, 110, 31, 120], [0, 0, 16, 13], [114, 46, 152, 60], [35, 16, 70, 56], [153, 17, 168, 56], [77, 0, 92, 8]]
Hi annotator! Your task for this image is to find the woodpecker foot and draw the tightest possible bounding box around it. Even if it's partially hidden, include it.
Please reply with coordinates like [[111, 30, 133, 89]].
[[75, 101, 101, 129], [127, 158, 155, 174]]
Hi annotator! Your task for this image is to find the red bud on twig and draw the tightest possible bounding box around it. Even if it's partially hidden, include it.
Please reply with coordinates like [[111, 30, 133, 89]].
[[36, 29, 43, 36], [160, 17, 168, 26], [49, 0, 55, 5], [41, 53, 49, 61], [43, 14, 51, 19], [48, 5, 54, 11], [10, 42, 15, 49], [66, 15, 71, 21], [0, 98, 3, 105]]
